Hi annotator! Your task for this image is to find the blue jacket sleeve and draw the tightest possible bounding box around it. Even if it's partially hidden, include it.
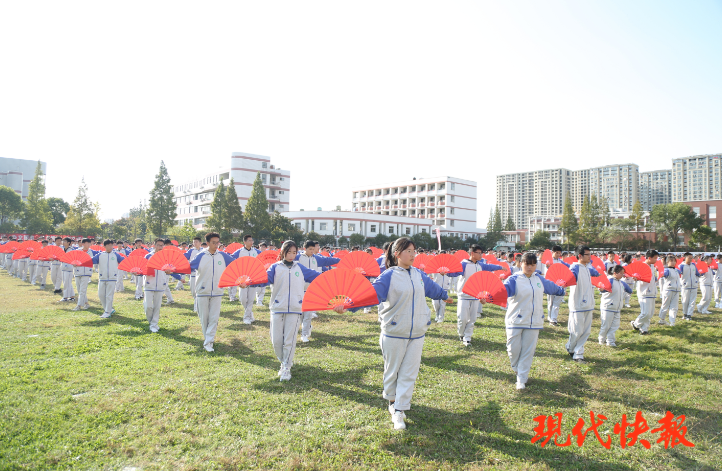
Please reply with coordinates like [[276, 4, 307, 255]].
[[314, 254, 340, 267], [115, 253, 125, 263], [189, 252, 205, 271], [561, 261, 571, 268], [91, 253, 100, 264], [371, 269, 394, 303], [621, 280, 633, 293], [420, 270, 448, 300], [588, 266, 600, 277], [570, 264, 580, 280], [299, 264, 321, 283], [184, 252, 192, 260], [663, 268, 670, 278], [503, 276, 518, 297], [232, 249, 241, 259], [482, 263, 502, 272], [540, 276, 565, 296], [170, 273, 182, 281], [221, 252, 235, 265], [267, 264, 276, 285]]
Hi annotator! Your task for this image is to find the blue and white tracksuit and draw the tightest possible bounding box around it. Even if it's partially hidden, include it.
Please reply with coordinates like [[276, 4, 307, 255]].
[[190, 250, 236, 349], [73, 249, 96, 307], [266, 261, 321, 369], [546, 258, 570, 323], [632, 264, 658, 333], [713, 266, 722, 306], [599, 277, 632, 345], [60, 247, 75, 299], [232, 247, 260, 321], [296, 253, 340, 338], [698, 270, 713, 313], [659, 267, 681, 325], [503, 272, 564, 384], [679, 263, 700, 318], [92, 251, 125, 316], [431, 273, 459, 322], [565, 262, 600, 360], [456, 259, 501, 342], [372, 266, 448, 410], [36, 256, 51, 287], [144, 252, 169, 332]]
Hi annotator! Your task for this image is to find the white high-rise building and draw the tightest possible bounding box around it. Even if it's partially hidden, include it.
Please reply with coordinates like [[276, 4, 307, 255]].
[[173, 152, 290, 229], [639, 169, 672, 211], [0, 157, 47, 201], [672, 153, 722, 202], [588, 164, 639, 212], [496, 169, 571, 231]]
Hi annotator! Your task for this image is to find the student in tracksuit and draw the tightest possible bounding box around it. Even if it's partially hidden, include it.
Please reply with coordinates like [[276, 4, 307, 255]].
[[92, 240, 125, 318], [144, 239, 170, 333], [498, 252, 564, 390], [659, 255, 681, 326], [565, 246, 600, 363], [50, 237, 64, 293], [697, 255, 713, 314], [546, 245, 570, 327], [190, 232, 236, 352], [131, 239, 147, 300], [255, 242, 269, 305], [604, 251, 617, 271], [678, 252, 700, 320], [35, 240, 51, 288], [620, 254, 634, 308], [431, 270, 454, 323], [27, 247, 38, 284], [72, 239, 96, 311], [598, 265, 632, 347], [161, 239, 176, 305], [16, 251, 28, 281], [456, 244, 502, 346], [715, 254, 722, 308], [233, 235, 260, 324], [115, 241, 129, 293], [266, 240, 323, 381], [296, 240, 340, 342], [59, 238, 76, 302], [630, 250, 659, 335]]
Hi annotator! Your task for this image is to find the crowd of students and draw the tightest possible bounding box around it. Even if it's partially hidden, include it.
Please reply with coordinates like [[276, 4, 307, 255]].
[[1, 234, 717, 431]]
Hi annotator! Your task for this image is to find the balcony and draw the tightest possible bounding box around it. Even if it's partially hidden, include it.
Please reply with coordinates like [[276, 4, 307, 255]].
[[420, 203, 425, 207], [392, 205, 398, 209], [439, 201, 445, 206], [384, 205, 390, 209], [429, 203, 435, 207], [409, 203, 416, 208], [401, 204, 407, 208]]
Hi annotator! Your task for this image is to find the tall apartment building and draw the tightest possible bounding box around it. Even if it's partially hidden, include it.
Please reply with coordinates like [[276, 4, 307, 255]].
[[639, 169, 672, 211], [671, 153, 722, 203], [173, 152, 290, 229], [350, 176, 485, 237], [0, 157, 47, 201], [496, 169, 571, 231], [588, 164, 638, 212]]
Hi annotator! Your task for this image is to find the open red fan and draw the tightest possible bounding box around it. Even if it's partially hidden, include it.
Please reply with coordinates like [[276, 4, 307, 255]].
[[541, 249, 553, 267], [462, 271, 508, 308], [90, 244, 103, 251], [30, 250, 43, 261], [624, 261, 652, 283], [333, 250, 350, 260], [614, 254, 620, 264], [147, 249, 191, 274], [454, 250, 470, 261], [413, 253, 432, 271], [0, 241, 19, 253], [545, 263, 577, 288], [590, 255, 606, 274], [257, 250, 280, 268], [696, 260, 709, 275], [12, 250, 31, 260], [710, 259, 719, 270], [482, 254, 498, 264], [119, 256, 149, 275], [60, 250, 93, 268], [38, 245, 65, 261], [337, 251, 381, 277], [496, 261, 512, 280], [424, 254, 462, 275], [368, 247, 384, 258], [127, 249, 149, 258], [320, 251, 330, 257], [18, 240, 42, 253], [171, 240, 179, 246], [563, 256, 578, 265], [654, 260, 664, 278], [218, 257, 269, 288], [591, 274, 612, 291], [224, 242, 242, 253], [162, 245, 184, 253], [302, 268, 378, 311]]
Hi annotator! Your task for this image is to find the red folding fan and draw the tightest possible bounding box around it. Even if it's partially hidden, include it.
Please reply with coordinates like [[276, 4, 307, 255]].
[[38, 245, 65, 261], [12, 250, 30, 260], [0, 241, 19, 253], [337, 251, 381, 277], [563, 256, 578, 265], [18, 240, 42, 253], [30, 250, 43, 261], [333, 250, 350, 260], [590, 255, 606, 274], [162, 245, 184, 253], [127, 249, 149, 258], [496, 261, 512, 280], [454, 250, 470, 261], [624, 261, 651, 283], [60, 250, 93, 268], [368, 247, 384, 258], [147, 249, 191, 274], [654, 260, 664, 278], [710, 259, 719, 270], [676, 257, 684, 269], [696, 260, 709, 275], [413, 253, 432, 271], [218, 257, 269, 288], [545, 263, 577, 288], [591, 274, 612, 291], [90, 244, 103, 251], [320, 251, 330, 257], [482, 254, 498, 264], [118, 256, 149, 275], [257, 250, 280, 268], [614, 254, 620, 264], [224, 242, 242, 254], [424, 254, 462, 275], [171, 240, 179, 246], [541, 249, 553, 267], [302, 268, 378, 312], [462, 271, 508, 308]]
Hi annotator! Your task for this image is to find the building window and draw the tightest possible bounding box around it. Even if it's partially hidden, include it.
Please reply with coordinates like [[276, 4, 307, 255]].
[[450, 220, 455, 227], [693, 207, 700, 216], [320, 223, 327, 230], [294, 223, 301, 229], [348, 224, 356, 231], [450, 208, 455, 215], [450, 195, 455, 203], [370, 225, 377, 233], [422, 228, 427, 233], [405, 228, 411, 235], [710, 207, 717, 219], [262, 162, 268, 168], [389, 227, 394, 234], [711, 221, 717, 231], [450, 183, 455, 190]]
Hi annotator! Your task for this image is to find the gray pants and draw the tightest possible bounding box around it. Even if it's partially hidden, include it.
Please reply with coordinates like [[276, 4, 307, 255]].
[[240, 287, 257, 322], [506, 328, 540, 384], [144, 291, 164, 332], [62, 271, 75, 298], [37, 265, 49, 286], [681, 288, 697, 317], [270, 312, 301, 367], [75, 276, 90, 307], [599, 310, 621, 345], [548, 294, 564, 322], [380, 335, 425, 411], [633, 297, 655, 332], [432, 299, 446, 322], [164, 285, 174, 303], [660, 291, 679, 325], [565, 310, 593, 360], [197, 296, 223, 349], [457, 297, 480, 341], [698, 285, 712, 312], [134, 276, 144, 298], [116, 271, 125, 292], [715, 282, 722, 304], [301, 311, 315, 337], [52, 264, 62, 290], [98, 281, 116, 315], [28, 264, 36, 284]]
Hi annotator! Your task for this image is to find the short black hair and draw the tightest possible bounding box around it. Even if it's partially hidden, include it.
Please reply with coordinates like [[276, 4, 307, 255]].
[[469, 244, 483, 254], [304, 240, 316, 249], [576, 245, 590, 257], [243, 234, 253, 241], [63, 237, 72, 243], [103, 239, 113, 246], [193, 237, 202, 242], [552, 245, 562, 252], [164, 239, 172, 245], [135, 238, 143, 243], [154, 238, 164, 244], [259, 242, 267, 248], [646, 249, 659, 258], [201, 242, 208, 247], [81, 238, 91, 244], [205, 232, 220, 242], [607, 250, 615, 255], [683, 252, 692, 257], [521, 253, 537, 265]]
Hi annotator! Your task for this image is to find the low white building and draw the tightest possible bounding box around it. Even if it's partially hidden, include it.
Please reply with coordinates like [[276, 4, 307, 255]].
[[0, 157, 46, 201]]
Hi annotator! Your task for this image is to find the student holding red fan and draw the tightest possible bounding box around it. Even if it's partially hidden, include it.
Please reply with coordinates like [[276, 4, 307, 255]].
[[630, 250, 659, 335], [296, 240, 340, 342], [266, 240, 324, 381], [697, 256, 713, 314], [456, 244, 501, 347], [678, 252, 701, 320], [493, 252, 564, 390], [92, 239, 125, 318], [58, 238, 76, 302], [546, 245, 570, 327], [659, 255, 682, 326], [232, 235, 260, 324], [565, 246, 600, 363], [598, 265, 633, 347], [143, 239, 172, 333], [714, 254, 722, 308]]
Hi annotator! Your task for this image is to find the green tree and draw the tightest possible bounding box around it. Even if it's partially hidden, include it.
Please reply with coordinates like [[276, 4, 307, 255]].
[[47, 197, 70, 228], [630, 201, 645, 232], [349, 233, 366, 247], [244, 173, 271, 236], [22, 161, 54, 235], [560, 192, 579, 249], [410, 231, 434, 251], [689, 225, 716, 251], [577, 195, 597, 245], [128, 202, 148, 241], [205, 180, 228, 240], [525, 230, 552, 250], [225, 179, 244, 237], [0, 185, 24, 228], [504, 214, 516, 231], [168, 220, 201, 244], [602, 218, 637, 250], [146, 161, 176, 237], [269, 211, 302, 246], [649, 203, 702, 250], [599, 197, 611, 227], [493, 206, 503, 233], [63, 179, 101, 236]]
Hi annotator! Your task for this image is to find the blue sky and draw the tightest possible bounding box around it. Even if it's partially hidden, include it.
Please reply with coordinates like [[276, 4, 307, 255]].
[[1, 0, 721, 226]]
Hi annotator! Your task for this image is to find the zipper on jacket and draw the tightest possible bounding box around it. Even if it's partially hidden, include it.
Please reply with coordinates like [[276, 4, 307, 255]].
[[528, 276, 534, 328], [288, 266, 291, 310], [409, 269, 415, 338]]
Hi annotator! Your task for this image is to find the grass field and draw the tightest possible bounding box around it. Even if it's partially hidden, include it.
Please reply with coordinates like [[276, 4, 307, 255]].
[[1, 271, 720, 470]]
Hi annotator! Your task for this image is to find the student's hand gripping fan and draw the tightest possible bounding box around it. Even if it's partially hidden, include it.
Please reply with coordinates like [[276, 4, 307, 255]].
[[302, 268, 378, 313], [147, 250, 191, 274], [218, 257, 268, 288], [453, 250, 470, 261], [224, 242, 243, 254], [423, 254, 462, 275], [541, 249, 553, 267], [412, 253, 432, 271], [624, 261, 651, 283], [38, 245, 64, 261], [60, 250, 93, 268], [591, 274, 612, 291], [118, 256, 149, 275], [495, 261, 512, 280], [462, 271, 508, 308], [545, 264, 577, 288], [337, 251, 381, 277]]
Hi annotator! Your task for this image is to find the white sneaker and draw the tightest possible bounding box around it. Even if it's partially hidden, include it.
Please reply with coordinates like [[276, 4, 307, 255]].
[[516, 381, 525, 390], [364, 308, 370, 313], [598, 339, 604, 345], [82, 303, 89, 310], [310, 313, 318, 319], [72, 306, 81, 311], [100, 313, 112, 318], [279, 367, 291, 381], [204, 345, 214, 352], [391, 410, 406, 430], [243, 319, 252, 325], [607, 342, 617, 347], [658, 320, 666, 325], [301, 335, 309, 343], [625, 304, 631, 308]]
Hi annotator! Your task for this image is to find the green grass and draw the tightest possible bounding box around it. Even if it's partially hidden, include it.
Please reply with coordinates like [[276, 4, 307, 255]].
[[0, 272, 720, 470]]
